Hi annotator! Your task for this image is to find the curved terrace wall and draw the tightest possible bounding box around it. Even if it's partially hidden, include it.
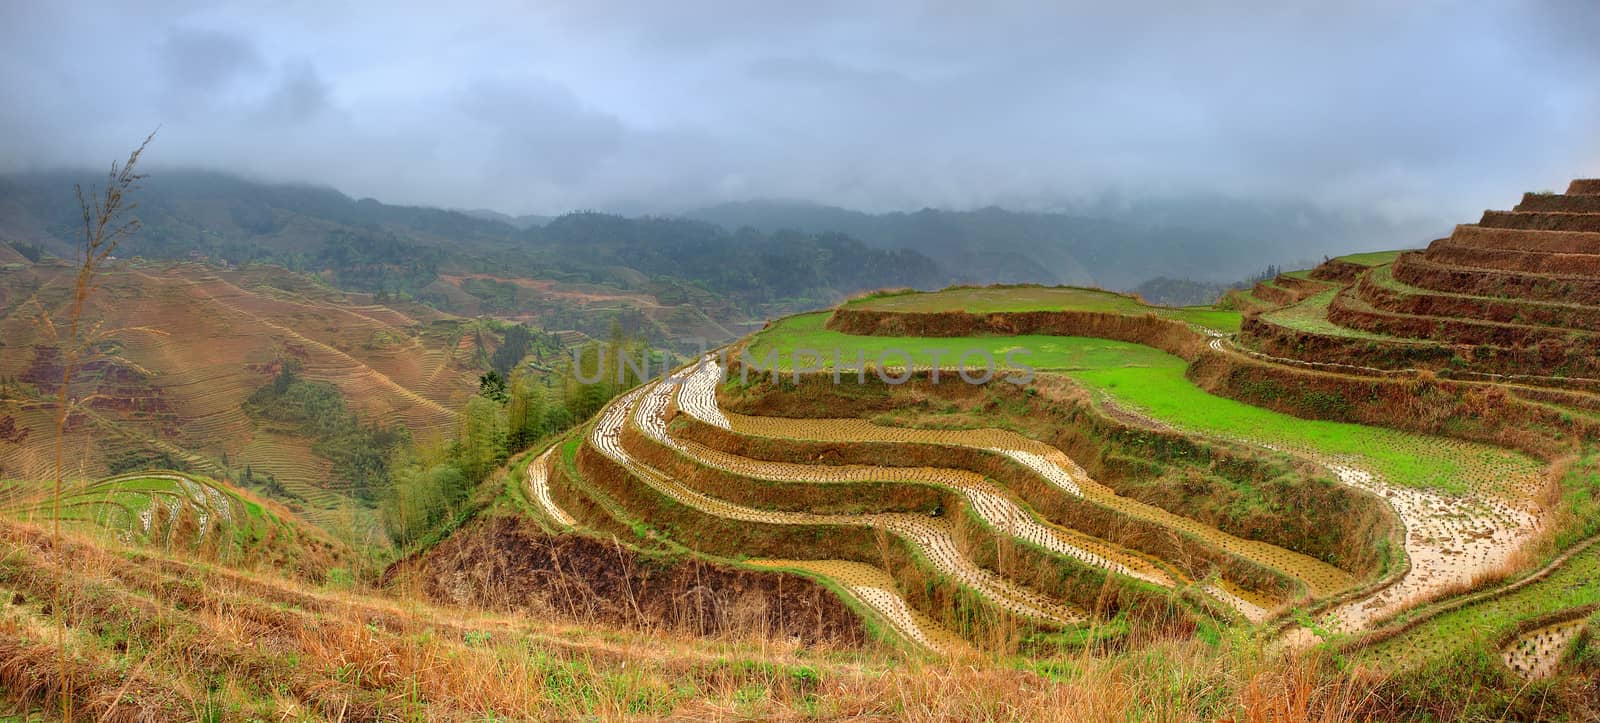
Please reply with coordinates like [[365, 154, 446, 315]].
[[574, 438, 1049, 647], [1355, 268, 1600, 332], [1425, 243, 1600, 277], [1392, 252, 1600, 305], [673, 413, 1303, 600], [1515, 193, 1600, 214], [1252, 281, 1300, 306], [1187, 347, 1589, 461], [625, 417, 1192, 623], [717, 370, 1394, 586], [1440, 225, 1600, 255], [1479, 211, 1600, 234], [1309, 259, 1368, 283], [1328, 287, 1600, 353]]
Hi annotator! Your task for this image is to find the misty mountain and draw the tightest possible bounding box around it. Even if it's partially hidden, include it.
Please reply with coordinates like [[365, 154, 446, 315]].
[[0, 170, 950, 316], [686, 198, 1421, 290], [459, 209, 551, 230]]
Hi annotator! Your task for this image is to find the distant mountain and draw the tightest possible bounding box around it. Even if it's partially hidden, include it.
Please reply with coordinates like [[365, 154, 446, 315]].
[[459, 208, 551, 229], [0, 170, 952, 336], [686, 197, 1425, 290]]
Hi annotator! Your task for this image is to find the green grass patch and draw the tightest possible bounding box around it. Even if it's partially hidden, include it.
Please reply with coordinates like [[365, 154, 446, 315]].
[[747, 314, 1538, 493], [745, 313, 1179, 372], [1334, 250, 1409, 267], [1259, 290, 1417, 342]]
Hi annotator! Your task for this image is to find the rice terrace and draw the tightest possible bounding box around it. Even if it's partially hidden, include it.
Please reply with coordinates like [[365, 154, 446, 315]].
[[5, 5, 1600, 719]]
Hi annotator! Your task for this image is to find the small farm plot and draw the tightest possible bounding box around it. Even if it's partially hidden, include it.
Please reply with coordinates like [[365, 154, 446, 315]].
[[844, 287, 1241, 333], [1361, 544, 1600, 671], [0, 472, 288, 558], [743, 312, 1180, 373]]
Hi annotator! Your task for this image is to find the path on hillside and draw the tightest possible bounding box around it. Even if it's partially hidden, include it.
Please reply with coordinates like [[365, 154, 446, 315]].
[[677, 357, 1341, 612]]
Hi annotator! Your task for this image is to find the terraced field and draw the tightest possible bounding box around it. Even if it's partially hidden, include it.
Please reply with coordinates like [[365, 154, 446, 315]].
[[845, 286, 1241, 333], [1358, 538, 1600, 673], [0, 471, 343, 573], [1240, 179, 1600, 383], [723, 277, 1569, 662], [0, 262, 486, 527], [1502, 616, 1590, 680], [606, 382, 1084, 630]]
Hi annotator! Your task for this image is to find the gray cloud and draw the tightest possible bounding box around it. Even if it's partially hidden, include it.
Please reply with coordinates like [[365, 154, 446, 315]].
[[1, 1, 1597, 226]]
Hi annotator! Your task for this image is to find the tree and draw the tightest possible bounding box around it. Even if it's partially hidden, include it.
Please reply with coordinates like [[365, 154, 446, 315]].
[[458, 395, 507, 482], [478, 370, 509, 403], [507, 372, 549, 450]]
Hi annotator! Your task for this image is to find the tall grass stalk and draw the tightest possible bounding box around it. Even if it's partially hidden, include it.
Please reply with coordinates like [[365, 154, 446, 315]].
[[47, 132, 154, 718]]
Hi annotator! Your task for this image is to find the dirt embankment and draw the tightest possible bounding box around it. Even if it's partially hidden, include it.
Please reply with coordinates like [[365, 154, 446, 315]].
[[1309, 260, 1368, 283], [1241, 304, 1600, 382], [1328, 287, 1600, 354], [1186, 348, 1594, 462], [1356, 270, 1600, 332], [571, 438, 1078, 649], [825, 308, 1206, 361], [1439, 225, 1600, 255], [676, 413, 1301, 598], [1515, 193, 1600, 214], [719, 372, 1394, 584], [1426, 243, 1600, 277], [1251, 282, 1300, 306], [1480, 211, 1600, 233], [1393, 252, 1600, 306], [388, 513, 870, 647]]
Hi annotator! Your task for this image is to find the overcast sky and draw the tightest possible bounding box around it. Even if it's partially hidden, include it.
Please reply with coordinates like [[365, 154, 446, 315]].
[[2, 1, 1597, 221]]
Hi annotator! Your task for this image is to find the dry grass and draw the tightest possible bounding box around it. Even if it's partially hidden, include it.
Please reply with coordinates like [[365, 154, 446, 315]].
[[0, 513, 1395, 720]]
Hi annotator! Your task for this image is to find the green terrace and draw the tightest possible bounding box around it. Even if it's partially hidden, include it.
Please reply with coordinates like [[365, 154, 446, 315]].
[[844, 286, 1241, 334]]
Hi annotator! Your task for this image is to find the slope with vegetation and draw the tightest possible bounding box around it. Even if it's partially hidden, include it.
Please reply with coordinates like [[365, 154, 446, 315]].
[[9, 161, 1600, 718]]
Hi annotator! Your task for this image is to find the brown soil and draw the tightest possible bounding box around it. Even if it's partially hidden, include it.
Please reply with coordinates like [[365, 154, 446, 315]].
[[1426, 243, 1600, 276], [1328, 287, 1600, 354], [572, 433, 1066, 649], [1480, 211, 1600, 233], [1569, 179, 1600, 195], [1309, 259, 1368, 283], [1356, 270, 1600, 332], [1392, 252, 1600, 306], [675, 413, 1303, 598], [1252, 282, 1300, 306], [1439, 225, 1600, 255], [1187, 346, 1591, 461], [1516, 193, 1600, 214], [390, 513, 870, 646]]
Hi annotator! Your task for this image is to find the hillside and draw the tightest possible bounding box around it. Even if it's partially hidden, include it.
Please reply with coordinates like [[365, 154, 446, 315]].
[[686, 197, 1415, 289], [0, 171, 953, 346], [0, 259, 488, 527], [390, 242, 1600, 717], [7, 179, 1600, 720], [1238, 179, 1600, 386]]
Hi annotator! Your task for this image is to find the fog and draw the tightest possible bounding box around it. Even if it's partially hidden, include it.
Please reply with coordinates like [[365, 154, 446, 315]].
[[2, 1, 1597, 223]]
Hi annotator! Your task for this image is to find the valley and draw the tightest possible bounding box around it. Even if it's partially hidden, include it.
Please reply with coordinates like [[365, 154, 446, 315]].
[[3, 178, 1600, 720]]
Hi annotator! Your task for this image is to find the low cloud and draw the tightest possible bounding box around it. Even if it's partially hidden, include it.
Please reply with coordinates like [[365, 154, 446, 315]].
[[1, 1, 1596, 225]]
